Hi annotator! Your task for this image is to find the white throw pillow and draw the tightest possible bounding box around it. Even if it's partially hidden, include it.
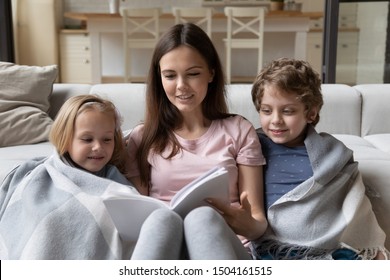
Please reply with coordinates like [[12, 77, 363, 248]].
[[0, 62, 58, 147]]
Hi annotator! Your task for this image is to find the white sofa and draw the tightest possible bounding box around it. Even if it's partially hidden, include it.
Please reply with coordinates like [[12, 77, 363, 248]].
[[1, 83, 389, 249]]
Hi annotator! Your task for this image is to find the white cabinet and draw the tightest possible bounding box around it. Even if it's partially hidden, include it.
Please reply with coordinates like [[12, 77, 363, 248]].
[[339, 4, 358, 28], [300, 0, 324, 12], [303, 0, 359, 85], [306, 31, 322, 75], [336, 31, 358, 84], [59, 30, 92, 83], [306, 31, 359, 85]]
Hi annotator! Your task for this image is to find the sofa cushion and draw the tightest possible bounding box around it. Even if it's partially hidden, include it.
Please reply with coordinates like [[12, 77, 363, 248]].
[[334, 134, 390, 249], [317, 84, 361, 135], [0, 62, 58, 147], [90, 83, 147, 130], [226, 84, 259, 127], [364, 134, 390, 155], [333, 134, 390, 161], [354, 84, 390, 136], [50, 84, 92, 119], [355, 159, 390, 250], [0, 142, 55, 183]]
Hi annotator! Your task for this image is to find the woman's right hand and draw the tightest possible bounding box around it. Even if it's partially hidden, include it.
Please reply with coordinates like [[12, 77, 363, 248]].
[[206, 192, 267, 240]]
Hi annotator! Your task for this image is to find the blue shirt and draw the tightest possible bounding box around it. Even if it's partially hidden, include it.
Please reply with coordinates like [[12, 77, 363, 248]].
[[258, 133, 313, 210]]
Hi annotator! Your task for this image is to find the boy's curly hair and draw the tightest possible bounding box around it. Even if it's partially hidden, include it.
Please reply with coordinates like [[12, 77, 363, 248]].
[[251, 58, 323, 126]]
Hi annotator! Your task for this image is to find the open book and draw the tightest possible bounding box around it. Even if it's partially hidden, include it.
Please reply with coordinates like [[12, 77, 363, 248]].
[[103, 166, 229, 241]]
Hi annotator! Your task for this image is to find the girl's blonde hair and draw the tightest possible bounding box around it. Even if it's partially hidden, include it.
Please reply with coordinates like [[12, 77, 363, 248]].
[[49, 94, 126, 173]]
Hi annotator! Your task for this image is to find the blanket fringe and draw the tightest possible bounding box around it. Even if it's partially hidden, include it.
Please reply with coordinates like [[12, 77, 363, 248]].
[[358, 247, 390, 260], [251, 239, 389, 260], [251, 239, 334, 260], [341, 242, 390, 260]]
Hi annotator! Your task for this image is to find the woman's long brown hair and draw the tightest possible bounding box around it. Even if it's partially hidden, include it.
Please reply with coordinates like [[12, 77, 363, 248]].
[[137, 23, 231, 188]]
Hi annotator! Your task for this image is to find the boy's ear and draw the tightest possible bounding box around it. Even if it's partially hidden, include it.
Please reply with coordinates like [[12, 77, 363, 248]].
[[307, 107, 319, 123]]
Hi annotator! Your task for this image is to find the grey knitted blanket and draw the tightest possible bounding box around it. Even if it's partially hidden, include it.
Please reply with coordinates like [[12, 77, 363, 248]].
[[0, 153, 138, 259], [252, 126, 389, 259]]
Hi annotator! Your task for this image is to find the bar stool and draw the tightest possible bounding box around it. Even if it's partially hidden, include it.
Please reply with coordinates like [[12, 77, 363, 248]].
[[120, 7, 161, 82], [223, 7, 266, 84], [172, 7, 213, 38]]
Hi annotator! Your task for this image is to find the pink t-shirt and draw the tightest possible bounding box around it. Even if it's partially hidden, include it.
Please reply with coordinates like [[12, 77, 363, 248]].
[[126, 115, 265, 205]]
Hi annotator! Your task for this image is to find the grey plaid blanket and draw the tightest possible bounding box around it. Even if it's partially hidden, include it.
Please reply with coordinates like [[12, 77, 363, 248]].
[[252, 126, 389, 259], [0, 152, 138, 259]]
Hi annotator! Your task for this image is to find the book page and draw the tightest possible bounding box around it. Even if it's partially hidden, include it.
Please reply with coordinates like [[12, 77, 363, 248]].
[[171, 166, 223, 203], [103, 195, 167, 241], [103, 166, 230, 241], [171, 167, 229, 218]]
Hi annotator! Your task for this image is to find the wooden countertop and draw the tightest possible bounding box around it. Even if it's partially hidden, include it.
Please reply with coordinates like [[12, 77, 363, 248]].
[[64, 10, 323, 22]]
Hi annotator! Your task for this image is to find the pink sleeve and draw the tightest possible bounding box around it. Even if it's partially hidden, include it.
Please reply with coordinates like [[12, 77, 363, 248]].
[[235, 117, 265, 166]]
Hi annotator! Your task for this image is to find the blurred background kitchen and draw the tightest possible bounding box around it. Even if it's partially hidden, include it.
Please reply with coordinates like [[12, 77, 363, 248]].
[[5, 0, 390, 85]]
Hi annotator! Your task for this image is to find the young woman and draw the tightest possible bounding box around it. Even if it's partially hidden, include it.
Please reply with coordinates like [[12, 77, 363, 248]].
[[126, 23, 268, 259]]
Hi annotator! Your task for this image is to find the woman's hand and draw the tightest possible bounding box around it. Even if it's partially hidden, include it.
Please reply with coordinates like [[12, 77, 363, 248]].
[[206, 164, 268, 240], [206, 191, 267, 240]]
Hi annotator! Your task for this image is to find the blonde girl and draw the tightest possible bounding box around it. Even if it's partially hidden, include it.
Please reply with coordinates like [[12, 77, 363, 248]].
[[50, 94, 126, 176]]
